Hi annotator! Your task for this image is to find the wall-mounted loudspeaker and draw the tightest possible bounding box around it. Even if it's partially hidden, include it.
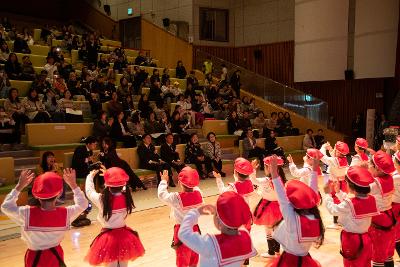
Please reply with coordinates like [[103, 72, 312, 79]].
[[162, 18, 170, 27], [104, 4, 111, 16], [254, 49, 262, 60], [344, 69, 354, 80]]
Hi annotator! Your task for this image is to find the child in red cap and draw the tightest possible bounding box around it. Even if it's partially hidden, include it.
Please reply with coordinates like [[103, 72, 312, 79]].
[[368, 150, 396, 267], [393, 152, 400, 258], [1, 169, 88, 267], [320, 141, 349, 228], [250, 156, 286, 258], [158, 166, 204, 267], [325, 166, 379, 267], [288, 148, 323, 188], [85, 167, 145, 267], [178, 191, 257, 266], [350, 138, 371, 167], [267, 155, 324, 267]]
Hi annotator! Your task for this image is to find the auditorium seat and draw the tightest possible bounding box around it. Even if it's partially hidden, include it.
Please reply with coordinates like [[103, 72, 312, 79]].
[[10, 80, 32, 96]]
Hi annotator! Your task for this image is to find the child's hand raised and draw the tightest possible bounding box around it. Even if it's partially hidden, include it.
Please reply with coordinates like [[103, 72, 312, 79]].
[[251, 159, 259, 170], [287, 155, 293, 164], [312, 158, 320, 172], [160, 170, 169, 182], [213, 171, 221, 179], [16, 170, 35, 191], [198, 204, 216, 215], [268, 155, 279, 179], [63, 168, 78, 189]]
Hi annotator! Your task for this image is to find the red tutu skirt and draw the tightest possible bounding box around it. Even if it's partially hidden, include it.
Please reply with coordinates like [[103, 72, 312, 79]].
[[25, 245, 64, 267], [392, 202, 400, 241], [253, 199, 282, 227], [268, 251, 320, 267], [85, 226, 145, 265]]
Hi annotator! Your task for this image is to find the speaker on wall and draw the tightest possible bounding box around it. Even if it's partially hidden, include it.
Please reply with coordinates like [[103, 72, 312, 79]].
[[345, 69, 354, 80], [254, 49, 262, 60], [162, 18, 170, 27], [104, 4, 111, 16]]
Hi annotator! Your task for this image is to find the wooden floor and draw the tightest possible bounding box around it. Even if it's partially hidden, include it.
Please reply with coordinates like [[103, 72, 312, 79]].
[[1, 182, 400, 266]]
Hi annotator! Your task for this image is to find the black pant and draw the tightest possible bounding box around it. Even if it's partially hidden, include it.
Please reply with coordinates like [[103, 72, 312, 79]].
[[168, 161, 186, 173], [12, 112, 29, 143], [144, 162, 172, 184], [117, 135, 137, 148], [119, 160, 145, 190], [32, 111, 51, 123], [266, 147, 285, 159], [191, 156, 213, 177], [248, 147, 267, 168], [211, 159, 223, 172]]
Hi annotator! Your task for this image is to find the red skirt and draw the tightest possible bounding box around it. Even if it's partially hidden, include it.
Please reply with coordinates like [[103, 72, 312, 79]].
[[173, 224, 200, 267], [253, 199, 282, 227], [25, 245, 64, 267], [329, 179, 348, 204], [85, 226, 145, 265], [341, 230, 372, 267], [369, 210, 396, 263], [268, 251, 320, 267], [392, 202, 400, 241]]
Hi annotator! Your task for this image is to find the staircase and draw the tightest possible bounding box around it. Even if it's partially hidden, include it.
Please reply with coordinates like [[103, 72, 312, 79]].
[[0, 149, 39, 178]]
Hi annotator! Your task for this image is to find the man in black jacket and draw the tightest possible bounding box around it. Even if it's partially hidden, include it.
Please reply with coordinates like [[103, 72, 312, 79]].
[[71, 136, 97, 178], [160, 133, 185, 173], [137, 134, 175, 187]]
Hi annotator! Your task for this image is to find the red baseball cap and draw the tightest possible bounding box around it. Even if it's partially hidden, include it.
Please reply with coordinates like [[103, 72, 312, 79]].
[[346, 166, 374, 187], [335, 141, 349, 155], [104, 167, 129, 187], [216, 191, 251, 228], [32, 172, 63, 199], [306, 149, 324, 160], [178, 166, 200, 188], [286, 180, 320, 209], [372, 151, 395, 174], [234, 158, 253, 175], [355, 138, 368, 149], [263, 156, 284, 166]]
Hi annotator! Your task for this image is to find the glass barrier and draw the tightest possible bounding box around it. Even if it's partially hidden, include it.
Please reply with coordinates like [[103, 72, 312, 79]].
[[194, 49, 328, 126]]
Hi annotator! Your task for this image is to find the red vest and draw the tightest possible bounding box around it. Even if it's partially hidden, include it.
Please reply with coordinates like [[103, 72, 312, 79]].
[[211, 230, 255, 266], [375, 176, 394, 197], [344, 196, 379, 219], [111, 194, 127, 214], [296, 214, 321, 243], [177, 191, 204, 210], [25, 207, 68, 232], [305, 166, 322, 176], [358, 153, 369, 162], [336, 157, 349, 168], [229, 180, 254, 197]]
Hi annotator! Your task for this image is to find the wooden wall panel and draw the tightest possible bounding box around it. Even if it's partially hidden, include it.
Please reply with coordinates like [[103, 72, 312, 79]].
[[294, 78, 393, 135], [141, 19, 193, 69], [194, 41, 294, 85]]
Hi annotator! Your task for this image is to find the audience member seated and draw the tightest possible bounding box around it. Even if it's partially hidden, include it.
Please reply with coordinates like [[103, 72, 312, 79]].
[[110, 111, 137, 148], [253, 111, 267, 137], [161, 68, 170, 85], [150, 69, 160, 85], [314, 129, 325, 149], [243, 129, 267, 170], [0, 41, 10, 63], [0, 68, 11, 98], [32, 70, 52, 95], [4, 88, 28, 142], [149, 80, 163, 107], [5, 53, 22, 80], [43, 89, 61, 121], [71, 135, 97, 178], [280, 112, 293, 136], [13, 34, 31, 54], [23, 88, 51, 122], [44, 56, 58, 83], [107, 91, 124, 118], [239, 110, 252, 130], [53, 73, 68, 95], [171, 110, 189, 144], [137, 133, 175, 186], [98, 54, 110, 72], [20, 56, 35, 81], [117, 77, 131, 100], [36, 151, 64, 202], [161, 80, 180, 104], [133, 68, 148, 95], [138, 94, 152, 120], [185, 133, 213, 179], [230, 70, 241, 97], [48, 47, 63, 63], [93, 110, 112, 142], [99, 137, 147, 191], [57, 90, 83, 122], [265, 129, 286, 160], [264, 112, 278, 137], [303, 128, 316, 150], [144, 111, 164, 135], [113, 55, 127, 74], [57, 58, 74, 80], [128, 111, 144, 137], [186, 71, 199, 89], [160, 133, 185, 174], [228, 110, 240, 135], [134, 51, 147, 66], [176, 60, 187, 79], [21, 27, 34, 46], [0, 107, 17, 144], [204, 132, 226, 177]]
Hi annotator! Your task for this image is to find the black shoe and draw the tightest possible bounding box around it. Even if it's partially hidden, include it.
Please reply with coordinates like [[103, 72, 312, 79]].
[[220, 171, 226, 177], [200, 174, 206, 180]]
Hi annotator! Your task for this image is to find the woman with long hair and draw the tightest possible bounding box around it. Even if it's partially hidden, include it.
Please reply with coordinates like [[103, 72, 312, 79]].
[[85, 167, 145, 266], [22, 88, 51, 122], [4, 88, 28, 142]]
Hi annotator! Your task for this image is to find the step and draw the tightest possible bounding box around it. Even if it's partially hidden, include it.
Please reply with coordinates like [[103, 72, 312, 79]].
[[14, 157, 40, 166], [221, 147, 235, 154], [0, 149, 35, 158], [221, 153, 240, 160], [14, 164, 37, 178]]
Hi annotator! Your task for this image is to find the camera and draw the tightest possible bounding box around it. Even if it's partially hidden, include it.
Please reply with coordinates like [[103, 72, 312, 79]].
[[88, 161, 102, 171]]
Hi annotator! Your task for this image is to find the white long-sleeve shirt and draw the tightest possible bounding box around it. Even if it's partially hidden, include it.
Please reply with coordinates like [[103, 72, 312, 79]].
[[350, 153, 369, 167], [393, 172, 400, 203], [272, 178, 317, 256], [1, 187, 87, 250], [320, 144, 348, 181], [370, 177, 393, 212], [250, 175, 277, 201], [178, 209, 257, 267], [289, 163, 316, 187], [85, 173, 127, 229], [216, 174, 255, 204], [157, 180, 204, 224], [324, 192, 377, 233]]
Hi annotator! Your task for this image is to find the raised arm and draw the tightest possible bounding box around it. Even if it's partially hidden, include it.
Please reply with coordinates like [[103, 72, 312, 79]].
[[63, 168, 88, 222], [85, 170, 102, 208], [157, 171, 178, 205]]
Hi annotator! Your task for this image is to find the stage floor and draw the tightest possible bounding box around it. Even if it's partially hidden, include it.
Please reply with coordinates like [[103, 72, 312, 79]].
[[0, 170, 399, 267]]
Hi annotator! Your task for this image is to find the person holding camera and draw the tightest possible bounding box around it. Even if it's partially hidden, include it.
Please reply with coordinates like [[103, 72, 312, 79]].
[[71, 136, 97, 179]]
